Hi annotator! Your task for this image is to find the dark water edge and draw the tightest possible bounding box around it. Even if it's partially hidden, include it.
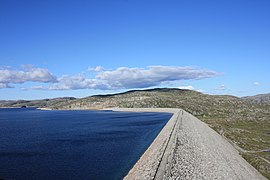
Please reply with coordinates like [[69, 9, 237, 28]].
[[0, 108, 172, 180]]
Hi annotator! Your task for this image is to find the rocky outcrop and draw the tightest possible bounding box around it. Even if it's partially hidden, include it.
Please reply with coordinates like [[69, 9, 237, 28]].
[[243, 93, 270, 104]]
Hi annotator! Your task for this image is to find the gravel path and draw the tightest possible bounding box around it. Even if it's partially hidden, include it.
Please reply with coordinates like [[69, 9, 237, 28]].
[[108, 108, 266, 180]]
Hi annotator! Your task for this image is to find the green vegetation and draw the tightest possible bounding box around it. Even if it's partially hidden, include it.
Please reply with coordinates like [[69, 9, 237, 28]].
[[242, 152, 270, 179], [1, 88, 269, 178]]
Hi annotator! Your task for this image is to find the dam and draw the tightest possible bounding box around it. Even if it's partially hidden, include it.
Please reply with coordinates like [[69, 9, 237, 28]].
[[109, 108, 266, 180]]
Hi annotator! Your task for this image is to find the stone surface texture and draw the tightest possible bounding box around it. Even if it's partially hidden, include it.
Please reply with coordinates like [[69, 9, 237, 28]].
[[108, 108, 266, 180]]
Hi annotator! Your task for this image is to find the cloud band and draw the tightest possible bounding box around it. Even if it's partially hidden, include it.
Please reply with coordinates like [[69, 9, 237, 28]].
[[0, 65, 220, 90]]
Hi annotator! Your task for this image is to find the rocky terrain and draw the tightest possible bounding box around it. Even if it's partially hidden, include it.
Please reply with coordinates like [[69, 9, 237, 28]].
[[0, 88, 269, 178], [243, 93, 270, 104]]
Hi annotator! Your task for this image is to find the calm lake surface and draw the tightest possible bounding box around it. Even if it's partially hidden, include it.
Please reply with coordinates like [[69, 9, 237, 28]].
[[0, 108, 172, 180]]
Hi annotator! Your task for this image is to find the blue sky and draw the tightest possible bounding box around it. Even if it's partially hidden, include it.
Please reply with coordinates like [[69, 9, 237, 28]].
[[0, 0, 269, 100]]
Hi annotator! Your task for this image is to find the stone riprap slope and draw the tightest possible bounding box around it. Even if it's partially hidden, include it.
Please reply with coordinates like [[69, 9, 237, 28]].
[[111, 108, 266, 180]]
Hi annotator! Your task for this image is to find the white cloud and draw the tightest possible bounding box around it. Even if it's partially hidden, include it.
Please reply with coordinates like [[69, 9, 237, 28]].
[[48, 75, 109, 90], [197, 89, 205, 93], [0, 65, 220, 90], [20, 87, 28, 91], [95, 66, 219, 89], [214, 84, 226, 90], [88, 66, 105, 72], [0, 66, 57, 88], [253, 82, 260, 86], [178, 85, 195, 90], [31, 85, 48, 90], [0, 83, 12, 89], [38, 66, 220, 90], [178, 85, 205, 93]]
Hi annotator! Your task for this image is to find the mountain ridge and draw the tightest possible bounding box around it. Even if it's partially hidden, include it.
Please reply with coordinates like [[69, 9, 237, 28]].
[[2, 88, 269, 107], [243, 93, 270, 104]]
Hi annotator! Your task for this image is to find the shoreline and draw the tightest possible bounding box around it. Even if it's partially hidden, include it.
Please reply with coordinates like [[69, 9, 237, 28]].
[[108, 108, 266, 180]]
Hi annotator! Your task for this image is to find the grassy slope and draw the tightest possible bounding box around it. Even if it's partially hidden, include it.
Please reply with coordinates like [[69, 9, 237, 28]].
[[50, 88, 270, 178]]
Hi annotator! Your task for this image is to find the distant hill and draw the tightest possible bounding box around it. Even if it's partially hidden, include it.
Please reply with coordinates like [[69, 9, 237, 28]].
[[49, 88, 268, 120], [242, 93, 270, 104], [0, 97, 76, 108]]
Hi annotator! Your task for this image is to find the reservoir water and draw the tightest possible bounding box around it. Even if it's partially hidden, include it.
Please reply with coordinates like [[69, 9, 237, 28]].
[[0, 108, 172, 180]]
